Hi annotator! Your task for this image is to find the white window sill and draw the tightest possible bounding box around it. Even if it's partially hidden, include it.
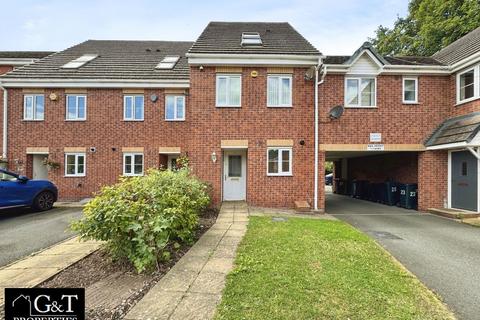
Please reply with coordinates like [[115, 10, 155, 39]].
[[66, 119, 87, 122], [456, 96, 479, 106], [267, 105, 293, 108], [165, 119, 185, 122], [402, 101, 419, 105], [344, 106, 378, 109], [267, 173, 293, 177], [22, 119, 44, 122], [64, 175, 86, 178], [123, 174, 144, 177], [123, 119, 144, 122], [216, 105, 241, 108]]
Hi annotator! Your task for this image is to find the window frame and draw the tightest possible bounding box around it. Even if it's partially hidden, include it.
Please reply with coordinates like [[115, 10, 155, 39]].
[[66, 94, 87, 121], [456, 66, 478, 104], [64, 153, 86, 177], [23, 94, 45, 121], [123, 153, 144, 176], [165, 95, 186, 121], [344, 77, 377, 108], [402, 77, 418, 104], [267, 74, 293, 107], [216, 74, 242, 107], [123, 95, 144, 121], [266, 147, 293, 176]]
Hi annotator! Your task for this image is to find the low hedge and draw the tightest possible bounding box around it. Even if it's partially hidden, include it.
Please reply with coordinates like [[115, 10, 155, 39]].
[[71, 168, 210, 272]]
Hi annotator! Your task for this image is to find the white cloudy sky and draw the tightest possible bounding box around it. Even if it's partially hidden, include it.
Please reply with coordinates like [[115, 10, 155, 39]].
[[0, 0, 408, 55]]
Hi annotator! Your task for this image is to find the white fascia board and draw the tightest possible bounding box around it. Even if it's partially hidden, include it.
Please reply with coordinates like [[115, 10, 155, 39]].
[[324, 63, 450, 75], [349, 49, 386, 68], [426, 142, 468, 150], [450, 51, 480, 73], [0, 58, 38, 66], [0, 78, 190, 88], [187, 53, 319, 66]]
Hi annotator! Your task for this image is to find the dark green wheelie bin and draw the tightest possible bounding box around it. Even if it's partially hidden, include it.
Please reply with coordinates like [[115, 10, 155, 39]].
[[399, 183, 418, 210], [384, 181, 399, 206]]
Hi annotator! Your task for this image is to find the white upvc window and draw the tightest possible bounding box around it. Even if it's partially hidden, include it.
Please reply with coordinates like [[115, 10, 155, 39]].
[[65, 153, 86, 177], [267, 147, 292, 176], [216, 74, 241, 107], [457, 66, 478, 104], [66, 95, 87, 120], [345, 77, 376, 107], [124, 95, 144, 121], [23, 95, 45, 120], [123, 153, 144, 176], [165, 95, 185, 121], [402, 77, 418, 104], [267, 75, 292, 107]]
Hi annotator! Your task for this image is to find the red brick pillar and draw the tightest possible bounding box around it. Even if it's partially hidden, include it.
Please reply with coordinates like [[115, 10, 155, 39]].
[[418, 150, 448, 211]]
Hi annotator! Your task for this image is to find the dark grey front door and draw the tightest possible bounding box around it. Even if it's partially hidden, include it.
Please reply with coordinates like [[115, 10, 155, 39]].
[[451, 151, 478, 211]]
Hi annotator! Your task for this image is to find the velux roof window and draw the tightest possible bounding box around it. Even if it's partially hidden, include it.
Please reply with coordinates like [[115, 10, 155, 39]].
[[62, 54, 98, 69], [241, 32, 262, 46], [156, 56, 180, 69]]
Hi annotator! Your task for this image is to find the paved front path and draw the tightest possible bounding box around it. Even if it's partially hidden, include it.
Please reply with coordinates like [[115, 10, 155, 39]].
[[125, 202, 249, 320], [0, 237, 100, 307], [0, 207, 83, 266], [328, 193, 480, 320]]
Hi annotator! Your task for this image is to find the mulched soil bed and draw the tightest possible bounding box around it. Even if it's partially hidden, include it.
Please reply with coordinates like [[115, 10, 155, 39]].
[[37, 208, 219, 320]]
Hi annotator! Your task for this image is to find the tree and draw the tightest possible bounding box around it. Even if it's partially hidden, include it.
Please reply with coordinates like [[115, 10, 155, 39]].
[[370, 0, 480, 56]]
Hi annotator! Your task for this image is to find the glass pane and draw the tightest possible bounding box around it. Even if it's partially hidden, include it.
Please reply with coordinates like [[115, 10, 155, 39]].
[[134, 164, 143, 174], [361, 79, 374, 106], [78, 96, 86, 118], [176, 97, 184, 119], [217, 77, 227, 105], [281, 150, 290, 172], [35, 95, 44, 120], [124, 155, 132, 173], [460, 71, 475, 100], [66, 164, 76, 175], [66, 155, 75, 175], [77, 164, 84, 174], [25, 96, 33, 119], [229, 76, 241, 105], [134, 154, 143, 165], [134, 96, 144, 119], [67, 96, 77, 119], [404, 80, 416, 91], [228, 155, 242, 177], [404, 90, 415, 102], [124, 97, 133, 119], [346, 79, 358, 105], [166, 96, 175, 119], [268, 149, 279, 173], [281, 78, 291, 105], [268, 77, 279, 106]]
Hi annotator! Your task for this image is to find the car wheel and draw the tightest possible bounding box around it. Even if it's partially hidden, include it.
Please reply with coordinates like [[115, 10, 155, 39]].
[[33, 191, 55, 211]]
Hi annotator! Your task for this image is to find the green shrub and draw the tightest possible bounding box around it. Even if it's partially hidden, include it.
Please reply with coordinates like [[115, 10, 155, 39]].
[[71, 168, 210, 272]]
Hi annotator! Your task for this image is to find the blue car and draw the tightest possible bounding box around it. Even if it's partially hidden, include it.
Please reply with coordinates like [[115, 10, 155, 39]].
[[325, 173, 333, 185], [0, 168, 58, 211]]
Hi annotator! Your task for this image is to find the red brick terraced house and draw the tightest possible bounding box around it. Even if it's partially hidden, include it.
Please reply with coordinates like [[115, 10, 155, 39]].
[[1, 22, 480, 213]]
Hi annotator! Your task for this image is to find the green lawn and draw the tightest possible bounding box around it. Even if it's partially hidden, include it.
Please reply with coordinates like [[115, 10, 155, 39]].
[[215, 217, 455, 320]]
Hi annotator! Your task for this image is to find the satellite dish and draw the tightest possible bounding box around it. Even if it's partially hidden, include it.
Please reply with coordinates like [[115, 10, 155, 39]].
[[328, 105, 344, 120], [304, 66, 315, 81]]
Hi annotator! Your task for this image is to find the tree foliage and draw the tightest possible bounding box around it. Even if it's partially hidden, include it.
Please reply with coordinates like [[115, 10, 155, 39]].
[[370, 0, 480, 56]]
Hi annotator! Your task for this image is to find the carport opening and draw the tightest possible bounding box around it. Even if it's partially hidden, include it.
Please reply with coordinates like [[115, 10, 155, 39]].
[[325, 151, 419, 212]]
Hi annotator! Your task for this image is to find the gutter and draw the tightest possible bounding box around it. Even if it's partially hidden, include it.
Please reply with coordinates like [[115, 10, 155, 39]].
[[314, 55, 326, 212], [1, 85, 7, 159], [0, 78, 190, 88]]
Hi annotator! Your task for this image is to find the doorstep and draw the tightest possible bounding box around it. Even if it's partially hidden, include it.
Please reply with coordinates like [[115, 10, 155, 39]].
[[428, 208, 480, 219], [0, 237, 101, 307]]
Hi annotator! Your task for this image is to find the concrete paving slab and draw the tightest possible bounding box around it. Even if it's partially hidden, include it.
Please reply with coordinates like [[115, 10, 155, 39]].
[[124, 291, 184, 320], [202, 258, 234, 274], [218, 236, 242, 247], [4, 253, 89, 270], [189, 272, 226, 294], [169, 293, 222, 320], [155, 269, 198, 292], [172, 255, 209, 272]]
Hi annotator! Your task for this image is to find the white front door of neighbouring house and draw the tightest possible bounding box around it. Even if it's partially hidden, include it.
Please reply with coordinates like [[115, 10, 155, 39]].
[[223, 150, 247, 201], [32, 154, 48, 180]]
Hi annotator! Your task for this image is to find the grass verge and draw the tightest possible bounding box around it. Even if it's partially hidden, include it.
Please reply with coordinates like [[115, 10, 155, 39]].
[[215, 216, 455, 320]]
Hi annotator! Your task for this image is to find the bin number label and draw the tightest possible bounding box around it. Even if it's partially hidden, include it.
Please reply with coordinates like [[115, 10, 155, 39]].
[[410, 191, 416, 197], [392, 187, 397, 192], [400, 190, 406, 195]]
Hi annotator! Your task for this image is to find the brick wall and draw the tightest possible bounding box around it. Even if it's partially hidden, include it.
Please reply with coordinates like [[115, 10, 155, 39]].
[[6, 88, 191, 200], [347, 152, 418, 184], [188, 66, 320, 208], [418, 150, 448, 210], [0, 65, 14, 154], [318, 74, 451, 144]]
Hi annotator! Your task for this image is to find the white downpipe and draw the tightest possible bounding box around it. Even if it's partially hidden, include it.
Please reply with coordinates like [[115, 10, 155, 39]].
[[1, 86, 7, 159], [314, 56, 326, 211]]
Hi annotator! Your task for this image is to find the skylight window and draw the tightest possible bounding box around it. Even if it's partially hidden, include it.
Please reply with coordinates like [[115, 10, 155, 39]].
[[156, 56, 180, 69], [62, 54, 98, 69], [241, 32, 262, 46]]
